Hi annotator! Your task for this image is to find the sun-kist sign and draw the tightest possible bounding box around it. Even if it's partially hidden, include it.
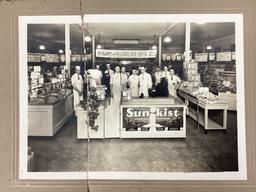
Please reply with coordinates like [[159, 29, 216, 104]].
[[96, 49, 157, 58], [121, 106, 186, 138]]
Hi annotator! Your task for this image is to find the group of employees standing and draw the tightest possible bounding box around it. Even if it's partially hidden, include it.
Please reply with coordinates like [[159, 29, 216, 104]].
[[71, 64, 181, 107]]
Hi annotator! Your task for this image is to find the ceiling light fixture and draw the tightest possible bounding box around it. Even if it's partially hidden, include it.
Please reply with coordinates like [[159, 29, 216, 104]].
[[39, 45, 46, 50], [114, 39, 139, 44], [58, 49, 64, 54], [120, 60, 132, 65], [152, 45, 157, 50], [196, 21, 206, 25], [164, 36, 172, 43], [84, 36, 91, 42], [96, 44, 102, 49], [206, 45, 212, 50]]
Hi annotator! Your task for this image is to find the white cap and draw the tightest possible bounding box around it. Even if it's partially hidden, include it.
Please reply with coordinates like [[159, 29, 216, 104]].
[[140, 67, 145, 70], [75, 66, 81, 70]]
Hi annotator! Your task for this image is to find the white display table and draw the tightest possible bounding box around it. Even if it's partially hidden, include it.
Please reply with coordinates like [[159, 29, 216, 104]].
[[177, 90, 228, 133], [28, 93, 73, 136]]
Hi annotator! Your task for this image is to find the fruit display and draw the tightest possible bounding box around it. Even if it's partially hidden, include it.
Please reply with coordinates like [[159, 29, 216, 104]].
[[29, 86, 72, 105], [178, 83, 226, 105], [196, 92, 226, 105]]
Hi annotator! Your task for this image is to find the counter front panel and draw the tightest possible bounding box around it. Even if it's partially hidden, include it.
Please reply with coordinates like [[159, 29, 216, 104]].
[[121, 97, 187, 138]]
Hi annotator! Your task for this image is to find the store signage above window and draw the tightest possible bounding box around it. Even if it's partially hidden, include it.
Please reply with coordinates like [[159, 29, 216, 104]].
[[209, 52, 215, 61], [96, 49, 157, 58], [216, 52, 232, 62], [195, 53, 208, 62]]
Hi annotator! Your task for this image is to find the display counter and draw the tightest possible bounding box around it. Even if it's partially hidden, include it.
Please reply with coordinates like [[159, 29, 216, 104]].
[[28, 93, 74, 136], [177, 89, 228, 133], [75, 102, 105, 139], [120, 97, 187, 138]]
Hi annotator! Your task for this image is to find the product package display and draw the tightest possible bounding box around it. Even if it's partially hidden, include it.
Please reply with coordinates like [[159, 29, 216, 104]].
[[195, 53, 208, 62], [216, 52, 232, 62], [27, 53, 41, 63], [45, 54, 59, 63]]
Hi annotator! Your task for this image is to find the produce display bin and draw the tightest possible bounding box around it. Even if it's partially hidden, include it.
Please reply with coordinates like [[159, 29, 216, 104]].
[[177, 90, 228, 133], [28, 93, 74, 136]]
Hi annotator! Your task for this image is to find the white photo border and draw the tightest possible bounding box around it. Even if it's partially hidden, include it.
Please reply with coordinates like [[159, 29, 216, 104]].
[[19, 14, 246, 180]]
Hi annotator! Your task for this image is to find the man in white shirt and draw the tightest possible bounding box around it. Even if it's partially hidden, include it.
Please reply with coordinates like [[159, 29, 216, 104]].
[[87, 65, 103, 87], [121, 67, 128, 89], [110, 66, 122, 100], [161, 66, 170, 79], [95, 65, 103, 85], [128, 69, 139, 97], [71, 66, 83, 108], [139, 67, 152, 97], [167, 69, 181, 97]]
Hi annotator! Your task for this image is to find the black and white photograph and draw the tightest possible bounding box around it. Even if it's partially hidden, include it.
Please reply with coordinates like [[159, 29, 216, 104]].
[[18, 14, 246, 180]]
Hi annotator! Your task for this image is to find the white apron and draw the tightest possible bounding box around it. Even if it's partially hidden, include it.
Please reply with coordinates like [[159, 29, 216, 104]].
[[167, 75, 181, 97], [139, 73, 152, 97], [110, 73, 122, 102], [71, 73, 83, 108], [128, 75, 139, 97]]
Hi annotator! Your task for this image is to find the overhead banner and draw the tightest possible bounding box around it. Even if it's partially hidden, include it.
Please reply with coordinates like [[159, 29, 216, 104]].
[[96, 49, 157, 58]]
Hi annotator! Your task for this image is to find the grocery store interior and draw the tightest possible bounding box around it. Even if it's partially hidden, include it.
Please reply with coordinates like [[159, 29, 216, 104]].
[[26, 20, 238, 172]]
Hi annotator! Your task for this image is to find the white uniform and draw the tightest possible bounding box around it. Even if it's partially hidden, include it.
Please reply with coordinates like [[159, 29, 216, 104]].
[[167, 75, 181, 97], [71, 73, 83, 108], [104, 69, 114, 76], [121, 73, 128, 88], [88, 69, 102, 87], [128, 74, 139, 97], [110, 72, 122, 100], [139, 72, 152, 97]]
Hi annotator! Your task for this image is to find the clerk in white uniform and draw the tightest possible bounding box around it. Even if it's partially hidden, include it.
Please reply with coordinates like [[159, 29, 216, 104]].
[[71, 66, 83, 108], [167, 69, 181, 97], [95, 65, 103, 85], [128, 69, 139, 97], [139, 67, 152, 97], [110, 66, 122, 100], [121, 67, 128, 89], [161, 66, 170, 79], [87, 65, 103, 87]]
